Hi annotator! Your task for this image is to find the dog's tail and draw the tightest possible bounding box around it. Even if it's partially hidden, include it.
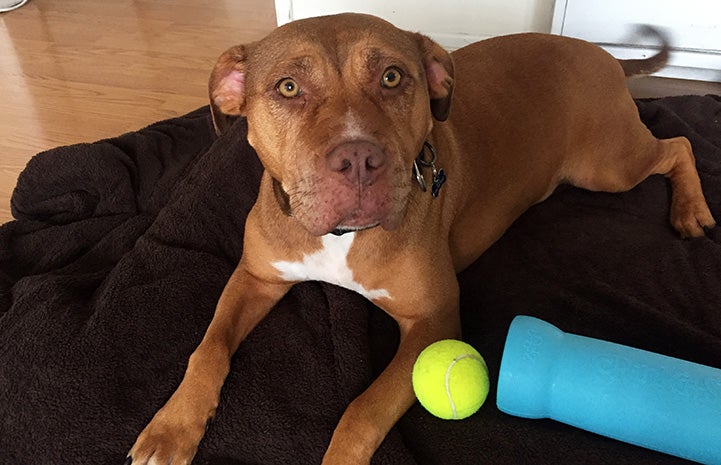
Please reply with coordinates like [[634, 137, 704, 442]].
[[617, 25, 670, 78]]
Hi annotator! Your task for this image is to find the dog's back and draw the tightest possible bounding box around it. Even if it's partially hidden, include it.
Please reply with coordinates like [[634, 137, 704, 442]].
[[437, 32, 709, 269]]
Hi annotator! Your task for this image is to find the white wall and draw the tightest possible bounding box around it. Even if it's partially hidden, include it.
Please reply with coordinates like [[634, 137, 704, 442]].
[[553, 0, 721, 82], [275, 0, 555, 50]]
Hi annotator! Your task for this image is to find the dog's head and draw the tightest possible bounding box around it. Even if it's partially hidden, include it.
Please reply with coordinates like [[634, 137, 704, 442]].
[[209, 13, 454, 236]]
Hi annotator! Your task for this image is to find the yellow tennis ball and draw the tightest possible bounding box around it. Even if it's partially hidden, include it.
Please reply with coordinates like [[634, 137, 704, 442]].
[[412, 339, 490, 420]]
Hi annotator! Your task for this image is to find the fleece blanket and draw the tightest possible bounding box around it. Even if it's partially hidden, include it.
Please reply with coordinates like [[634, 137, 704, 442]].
[[1, 95, 720, 465]]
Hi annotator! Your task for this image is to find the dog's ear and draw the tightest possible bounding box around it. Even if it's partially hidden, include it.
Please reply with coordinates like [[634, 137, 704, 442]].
[[416, 35, 454, 121], [208, 45, 251, 135]]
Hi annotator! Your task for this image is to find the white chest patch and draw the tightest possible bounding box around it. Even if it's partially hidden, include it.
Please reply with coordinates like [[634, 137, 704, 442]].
[[272, 232, 391, 301]]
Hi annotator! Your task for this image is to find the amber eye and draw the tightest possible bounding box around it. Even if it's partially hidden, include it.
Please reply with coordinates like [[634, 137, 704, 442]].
[[278, 78, 301, 98], [381, 67, 403, 88]]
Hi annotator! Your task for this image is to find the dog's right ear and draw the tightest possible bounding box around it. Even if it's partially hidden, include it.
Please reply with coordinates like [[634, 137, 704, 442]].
[[208, 45, 251, 135]]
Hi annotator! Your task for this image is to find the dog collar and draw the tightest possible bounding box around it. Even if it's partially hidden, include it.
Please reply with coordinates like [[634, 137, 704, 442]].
[[413, 141, 446, 198]]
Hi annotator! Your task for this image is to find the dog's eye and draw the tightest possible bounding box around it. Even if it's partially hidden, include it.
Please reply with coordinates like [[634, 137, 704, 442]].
[[381, 67, 403, 89], [277, 78, 301, 98]]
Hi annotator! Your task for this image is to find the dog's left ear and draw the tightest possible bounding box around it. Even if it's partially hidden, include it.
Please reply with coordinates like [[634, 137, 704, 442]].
[[208, 45, 252, 135], [416, 35, 455, 121]]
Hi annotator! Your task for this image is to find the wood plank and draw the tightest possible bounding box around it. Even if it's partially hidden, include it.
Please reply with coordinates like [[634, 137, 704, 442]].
[[0, 0, 276, 223]]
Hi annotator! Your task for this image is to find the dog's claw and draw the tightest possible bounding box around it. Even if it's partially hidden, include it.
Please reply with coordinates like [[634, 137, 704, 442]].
[[124, 457, 133, 465]]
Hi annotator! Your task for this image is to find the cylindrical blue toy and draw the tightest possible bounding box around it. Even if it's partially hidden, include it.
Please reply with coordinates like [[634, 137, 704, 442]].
[[497, 315, 721, 464]]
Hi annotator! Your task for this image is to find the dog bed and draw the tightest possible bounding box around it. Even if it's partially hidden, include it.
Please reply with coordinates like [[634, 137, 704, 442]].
[[1, 95, 720, 464]]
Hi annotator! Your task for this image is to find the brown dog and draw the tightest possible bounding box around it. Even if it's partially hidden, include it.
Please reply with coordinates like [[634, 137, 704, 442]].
[[127, 13, 715, 465]]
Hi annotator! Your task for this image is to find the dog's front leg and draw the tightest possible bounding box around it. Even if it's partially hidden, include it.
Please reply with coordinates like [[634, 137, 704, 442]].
[[127, 264, 291, 465], [322, 266, 462, 465]]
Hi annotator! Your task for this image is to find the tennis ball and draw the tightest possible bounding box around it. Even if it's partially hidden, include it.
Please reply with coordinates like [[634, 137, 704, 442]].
[[412, 339, 489, 420]]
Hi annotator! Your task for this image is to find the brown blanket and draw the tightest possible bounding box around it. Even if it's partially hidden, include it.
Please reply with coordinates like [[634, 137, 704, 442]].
[[1, 96, 720, 464]]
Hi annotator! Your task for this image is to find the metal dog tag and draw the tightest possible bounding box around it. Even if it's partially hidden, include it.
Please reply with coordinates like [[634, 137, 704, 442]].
[[431, 168, 446, 198], [414, 141, 446, 198]]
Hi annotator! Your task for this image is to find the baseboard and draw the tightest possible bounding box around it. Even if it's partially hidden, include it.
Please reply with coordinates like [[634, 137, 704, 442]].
[[628, 76, 721, 98]]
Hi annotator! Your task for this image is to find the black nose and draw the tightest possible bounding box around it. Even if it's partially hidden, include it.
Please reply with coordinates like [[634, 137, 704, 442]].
[[326, 141, 387, 184]]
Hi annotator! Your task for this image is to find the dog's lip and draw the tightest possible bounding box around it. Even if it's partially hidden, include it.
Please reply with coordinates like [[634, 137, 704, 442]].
[[330, 222, 380, 236], [330, 212, 402, 235]]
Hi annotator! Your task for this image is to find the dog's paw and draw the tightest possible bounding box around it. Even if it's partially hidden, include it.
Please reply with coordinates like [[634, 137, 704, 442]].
[[126, 405, 208, 465], [671, 201, 717, 238]]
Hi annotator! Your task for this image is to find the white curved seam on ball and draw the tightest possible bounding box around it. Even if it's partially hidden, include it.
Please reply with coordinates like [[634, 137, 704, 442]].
[[444, 353, 483, 419]]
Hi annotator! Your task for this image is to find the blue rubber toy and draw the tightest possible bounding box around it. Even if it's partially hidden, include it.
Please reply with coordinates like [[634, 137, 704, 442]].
[[497, 315, 721, 464]]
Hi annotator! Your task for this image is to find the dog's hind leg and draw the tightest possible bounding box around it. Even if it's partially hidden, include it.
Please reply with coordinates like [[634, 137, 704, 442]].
[[653, 136, 716, 237]]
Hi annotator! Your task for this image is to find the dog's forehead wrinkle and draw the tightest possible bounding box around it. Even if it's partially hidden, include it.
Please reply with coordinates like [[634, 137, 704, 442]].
[[275, 55, 314, 74], [274, 17, 414, 74], [363, 45, 410, 65]]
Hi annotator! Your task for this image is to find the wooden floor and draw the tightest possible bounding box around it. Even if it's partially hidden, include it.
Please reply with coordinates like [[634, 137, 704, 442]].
[[0, 0, 277, 224]]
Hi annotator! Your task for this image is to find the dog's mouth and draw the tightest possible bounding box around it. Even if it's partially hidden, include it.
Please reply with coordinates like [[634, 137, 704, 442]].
[[330, 222, 380, 236], [318, 202, 402, 236], [282, 185, 406, 236], [271, 153, 409, 236]]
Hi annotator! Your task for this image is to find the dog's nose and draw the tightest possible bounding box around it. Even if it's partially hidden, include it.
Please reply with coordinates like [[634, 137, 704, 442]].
[[326, 141, 387, 184]]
